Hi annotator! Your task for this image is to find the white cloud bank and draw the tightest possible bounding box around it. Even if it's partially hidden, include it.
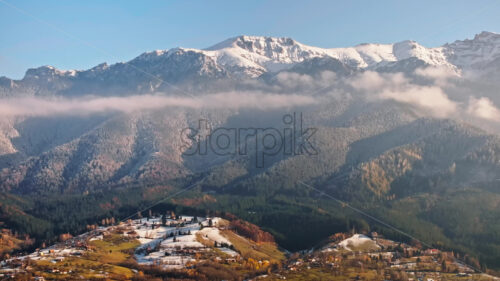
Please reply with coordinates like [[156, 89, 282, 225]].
[[379, 86, 457, 118], [2, 67, 500, 127], [466, 97, 500, 121], [0, 92, 318, 117], [348, 69, 500, 122], [348, 71, 458, 118]]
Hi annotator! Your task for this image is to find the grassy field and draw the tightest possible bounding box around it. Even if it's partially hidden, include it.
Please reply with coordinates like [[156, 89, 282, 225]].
[[0, 232, 24, 256], [221, 229, 285, 262], [86, 234, 140, 264], [30, 234, 140, 280]]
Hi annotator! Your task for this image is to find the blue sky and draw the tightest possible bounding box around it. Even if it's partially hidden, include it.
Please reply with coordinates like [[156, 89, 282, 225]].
[[1, 0, 499, 79]]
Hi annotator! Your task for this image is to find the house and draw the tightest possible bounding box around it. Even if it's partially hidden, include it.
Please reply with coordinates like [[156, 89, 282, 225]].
[[424, 249, 439, 255]]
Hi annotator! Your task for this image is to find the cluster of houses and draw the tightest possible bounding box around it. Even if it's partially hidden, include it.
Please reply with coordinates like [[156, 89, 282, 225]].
[[282, 232, 488, 280]]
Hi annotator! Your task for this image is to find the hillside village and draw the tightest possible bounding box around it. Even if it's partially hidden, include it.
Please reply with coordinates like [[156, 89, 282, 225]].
[[275, 233, 498, 281], [0, 214, 284, 280], [0, 213, 498, 280]]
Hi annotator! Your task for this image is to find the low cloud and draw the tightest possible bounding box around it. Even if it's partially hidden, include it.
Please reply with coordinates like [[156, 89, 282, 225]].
[[276, 72, 314, 87], [348, 71, 408, 91], [0, 92, 318, 117], [3, 68, 500, 133], [379, 86, 457, 118], [346, 70, 500, 129], [348, 71, 458, 118], [414, 66, 457, 80], [275, 71, 337, 90], [466, 97, 500, 121]]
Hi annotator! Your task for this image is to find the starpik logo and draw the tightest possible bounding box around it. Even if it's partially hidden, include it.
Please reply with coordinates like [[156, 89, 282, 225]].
[[180, 113, 318, 168]]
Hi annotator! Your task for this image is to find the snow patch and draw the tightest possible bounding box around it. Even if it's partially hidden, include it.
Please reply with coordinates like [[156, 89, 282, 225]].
[[338, 234, 380, 251]]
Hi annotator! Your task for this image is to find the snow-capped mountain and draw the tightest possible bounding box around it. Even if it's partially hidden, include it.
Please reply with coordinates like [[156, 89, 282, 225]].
[[444, 31, 500, 69], [204, 35, 446, 73], [1, 31, 500, 97], [205, 32, 500, 72]]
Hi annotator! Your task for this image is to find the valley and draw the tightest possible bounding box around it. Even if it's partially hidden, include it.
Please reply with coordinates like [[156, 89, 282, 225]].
[[1, 31, 500, 278]]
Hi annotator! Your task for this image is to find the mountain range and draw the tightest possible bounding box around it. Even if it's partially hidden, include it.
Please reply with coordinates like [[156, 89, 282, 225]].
[[1, 31, 500, 271], [2, 31, 500, 97]]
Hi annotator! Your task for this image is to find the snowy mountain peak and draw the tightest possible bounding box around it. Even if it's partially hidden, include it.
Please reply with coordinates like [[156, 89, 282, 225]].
[[91, 62, 109, 71], [205, 35, 312, 67], [473, 31, 500, 41], [393, 40, 420, 59], [203, 35, 323, 76], [135, 49, 170, 61], [206, 35, 298, 51], [24, 65, 76, 80], [444, 31, 500, 69], [446, 31, 500, 46], [392, 40, 450, 67]]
